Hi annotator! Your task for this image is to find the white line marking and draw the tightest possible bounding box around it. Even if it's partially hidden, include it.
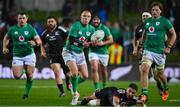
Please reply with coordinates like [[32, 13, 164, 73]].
[[169, 99, 180, 102]]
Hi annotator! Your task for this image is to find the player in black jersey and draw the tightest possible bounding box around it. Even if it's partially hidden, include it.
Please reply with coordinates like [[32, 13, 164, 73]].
[[81, 83, 144, 106], [41, 16, 72, 97]]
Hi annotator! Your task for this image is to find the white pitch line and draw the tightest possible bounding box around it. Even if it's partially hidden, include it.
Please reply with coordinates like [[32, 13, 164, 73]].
[[0, 85, 56, 88], [169, 99, 180, 102]]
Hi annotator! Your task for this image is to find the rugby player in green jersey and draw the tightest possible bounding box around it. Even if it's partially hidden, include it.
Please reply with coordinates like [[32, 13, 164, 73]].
[[62, 10, 95, 105], [132, 11, 165, 99], [3, 12, 41, 99], [89, 15, 113, 90], [140, 2, 177, 103]]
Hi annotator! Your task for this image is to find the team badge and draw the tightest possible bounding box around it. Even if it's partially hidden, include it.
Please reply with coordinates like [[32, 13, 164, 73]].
[[86, 32, 91, 36], [148, 26, 154, 33], [55, 31, 59, 35], [156, 22, 160, 26], [79, 36, 86, 41], [24, 31, 29, 35], [19, 36, 25, 41]]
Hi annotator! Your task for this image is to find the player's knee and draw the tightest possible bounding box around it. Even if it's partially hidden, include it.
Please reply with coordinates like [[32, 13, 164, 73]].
[[91, 67, 98, 73], [141, 64, 149, 74], [13, 73, 22, 79]]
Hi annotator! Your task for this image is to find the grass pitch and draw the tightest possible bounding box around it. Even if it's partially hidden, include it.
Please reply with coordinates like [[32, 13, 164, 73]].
[[0, 79, 180, 106]]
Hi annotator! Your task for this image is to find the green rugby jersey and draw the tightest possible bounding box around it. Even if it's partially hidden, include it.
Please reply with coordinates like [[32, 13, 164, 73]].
[[65, 21, 95, 53], [144, 16, 173, 54], [89, 23, 112, 54], [7, 24, 38, 57]]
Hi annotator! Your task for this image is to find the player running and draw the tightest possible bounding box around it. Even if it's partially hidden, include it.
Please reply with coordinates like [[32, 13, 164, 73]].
[[3, 12, 41, 99], [140, 2, 177, 102], [89, 15, 113, 90], [62, 10, 95, 105], [132, 11, 164, 97], [41, 16, 72, 97]]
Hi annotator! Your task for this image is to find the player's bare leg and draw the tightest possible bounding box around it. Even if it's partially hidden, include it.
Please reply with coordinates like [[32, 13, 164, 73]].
[[51, 63, 65, 97], [90, 60, 100, 90], [100, 64, 108, 88], [140, 63, 150, 102]]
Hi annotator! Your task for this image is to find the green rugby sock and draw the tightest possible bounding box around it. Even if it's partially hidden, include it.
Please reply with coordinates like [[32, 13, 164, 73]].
[[142, 88, 148, 95], [94, 82, 99, 90], [71, 76, 78, 93], [25, 79, 33, 96], [163, 84, 169, 90], [77, 75, 85, 84], [102, 82, 107, 88]]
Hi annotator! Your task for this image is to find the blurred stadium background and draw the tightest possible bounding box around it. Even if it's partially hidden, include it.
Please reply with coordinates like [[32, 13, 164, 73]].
[[0, 0, 180, 106]]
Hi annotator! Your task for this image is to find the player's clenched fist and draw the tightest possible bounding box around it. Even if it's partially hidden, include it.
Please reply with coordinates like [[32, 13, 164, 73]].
[[3, 47, 9, 54]]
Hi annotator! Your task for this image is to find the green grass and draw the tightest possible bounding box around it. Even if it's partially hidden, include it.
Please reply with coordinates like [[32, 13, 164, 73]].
[[0, 79, 180, 106]]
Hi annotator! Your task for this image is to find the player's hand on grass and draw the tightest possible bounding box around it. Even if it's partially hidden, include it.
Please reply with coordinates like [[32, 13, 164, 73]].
[[3, 47, 9, 54]]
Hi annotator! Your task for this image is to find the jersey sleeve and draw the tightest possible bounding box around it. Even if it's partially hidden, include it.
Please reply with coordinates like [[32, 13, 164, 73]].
[[6, 27, 13, 38], [58, 26, 68, 40], [68, 23, 78, 37], [29, 25, 39, 39], [164, 18, 173, 31], [104, 26, 112, 38], [40, 31, 46, 44]]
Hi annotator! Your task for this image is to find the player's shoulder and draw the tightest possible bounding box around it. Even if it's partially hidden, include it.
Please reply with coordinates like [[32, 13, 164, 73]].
[[159, 16, 170, 22], [9, 24, 17, 31], [72, 21, 80, 26], [117, 88, 126, 94], [145, 17, 152, 23], [41, 30, 48, 36], [57, 26, 67, 33]]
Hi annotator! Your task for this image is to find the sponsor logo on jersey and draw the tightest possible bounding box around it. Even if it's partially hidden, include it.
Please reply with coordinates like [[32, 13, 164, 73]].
[[79, 36, 86, 41], [19, 36, 25, 41], [24, 31, 29, 35], [148, 26, 154, 32]]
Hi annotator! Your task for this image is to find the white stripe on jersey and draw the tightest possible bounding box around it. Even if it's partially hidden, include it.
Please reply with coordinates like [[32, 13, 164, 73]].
[[58, 26, 67, 33]]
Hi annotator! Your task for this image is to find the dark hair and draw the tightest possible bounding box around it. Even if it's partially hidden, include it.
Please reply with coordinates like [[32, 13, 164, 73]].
[[151, 1, 163, 11], [47, 16, 58, 24], [92, 14, 101, 20], [80, 9, 92, 15], [128, 83, 138, 91], [18, 11, 29, 17]]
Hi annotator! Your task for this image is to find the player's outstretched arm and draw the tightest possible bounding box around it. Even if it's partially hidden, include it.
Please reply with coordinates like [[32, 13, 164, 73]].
[[3, 34, 10, 54]]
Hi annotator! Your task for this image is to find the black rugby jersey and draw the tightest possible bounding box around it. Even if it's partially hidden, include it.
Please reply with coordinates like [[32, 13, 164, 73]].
[[96, 87, 139, 106], [41, 26, 67, 55], [135, 23, 144, 40]]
